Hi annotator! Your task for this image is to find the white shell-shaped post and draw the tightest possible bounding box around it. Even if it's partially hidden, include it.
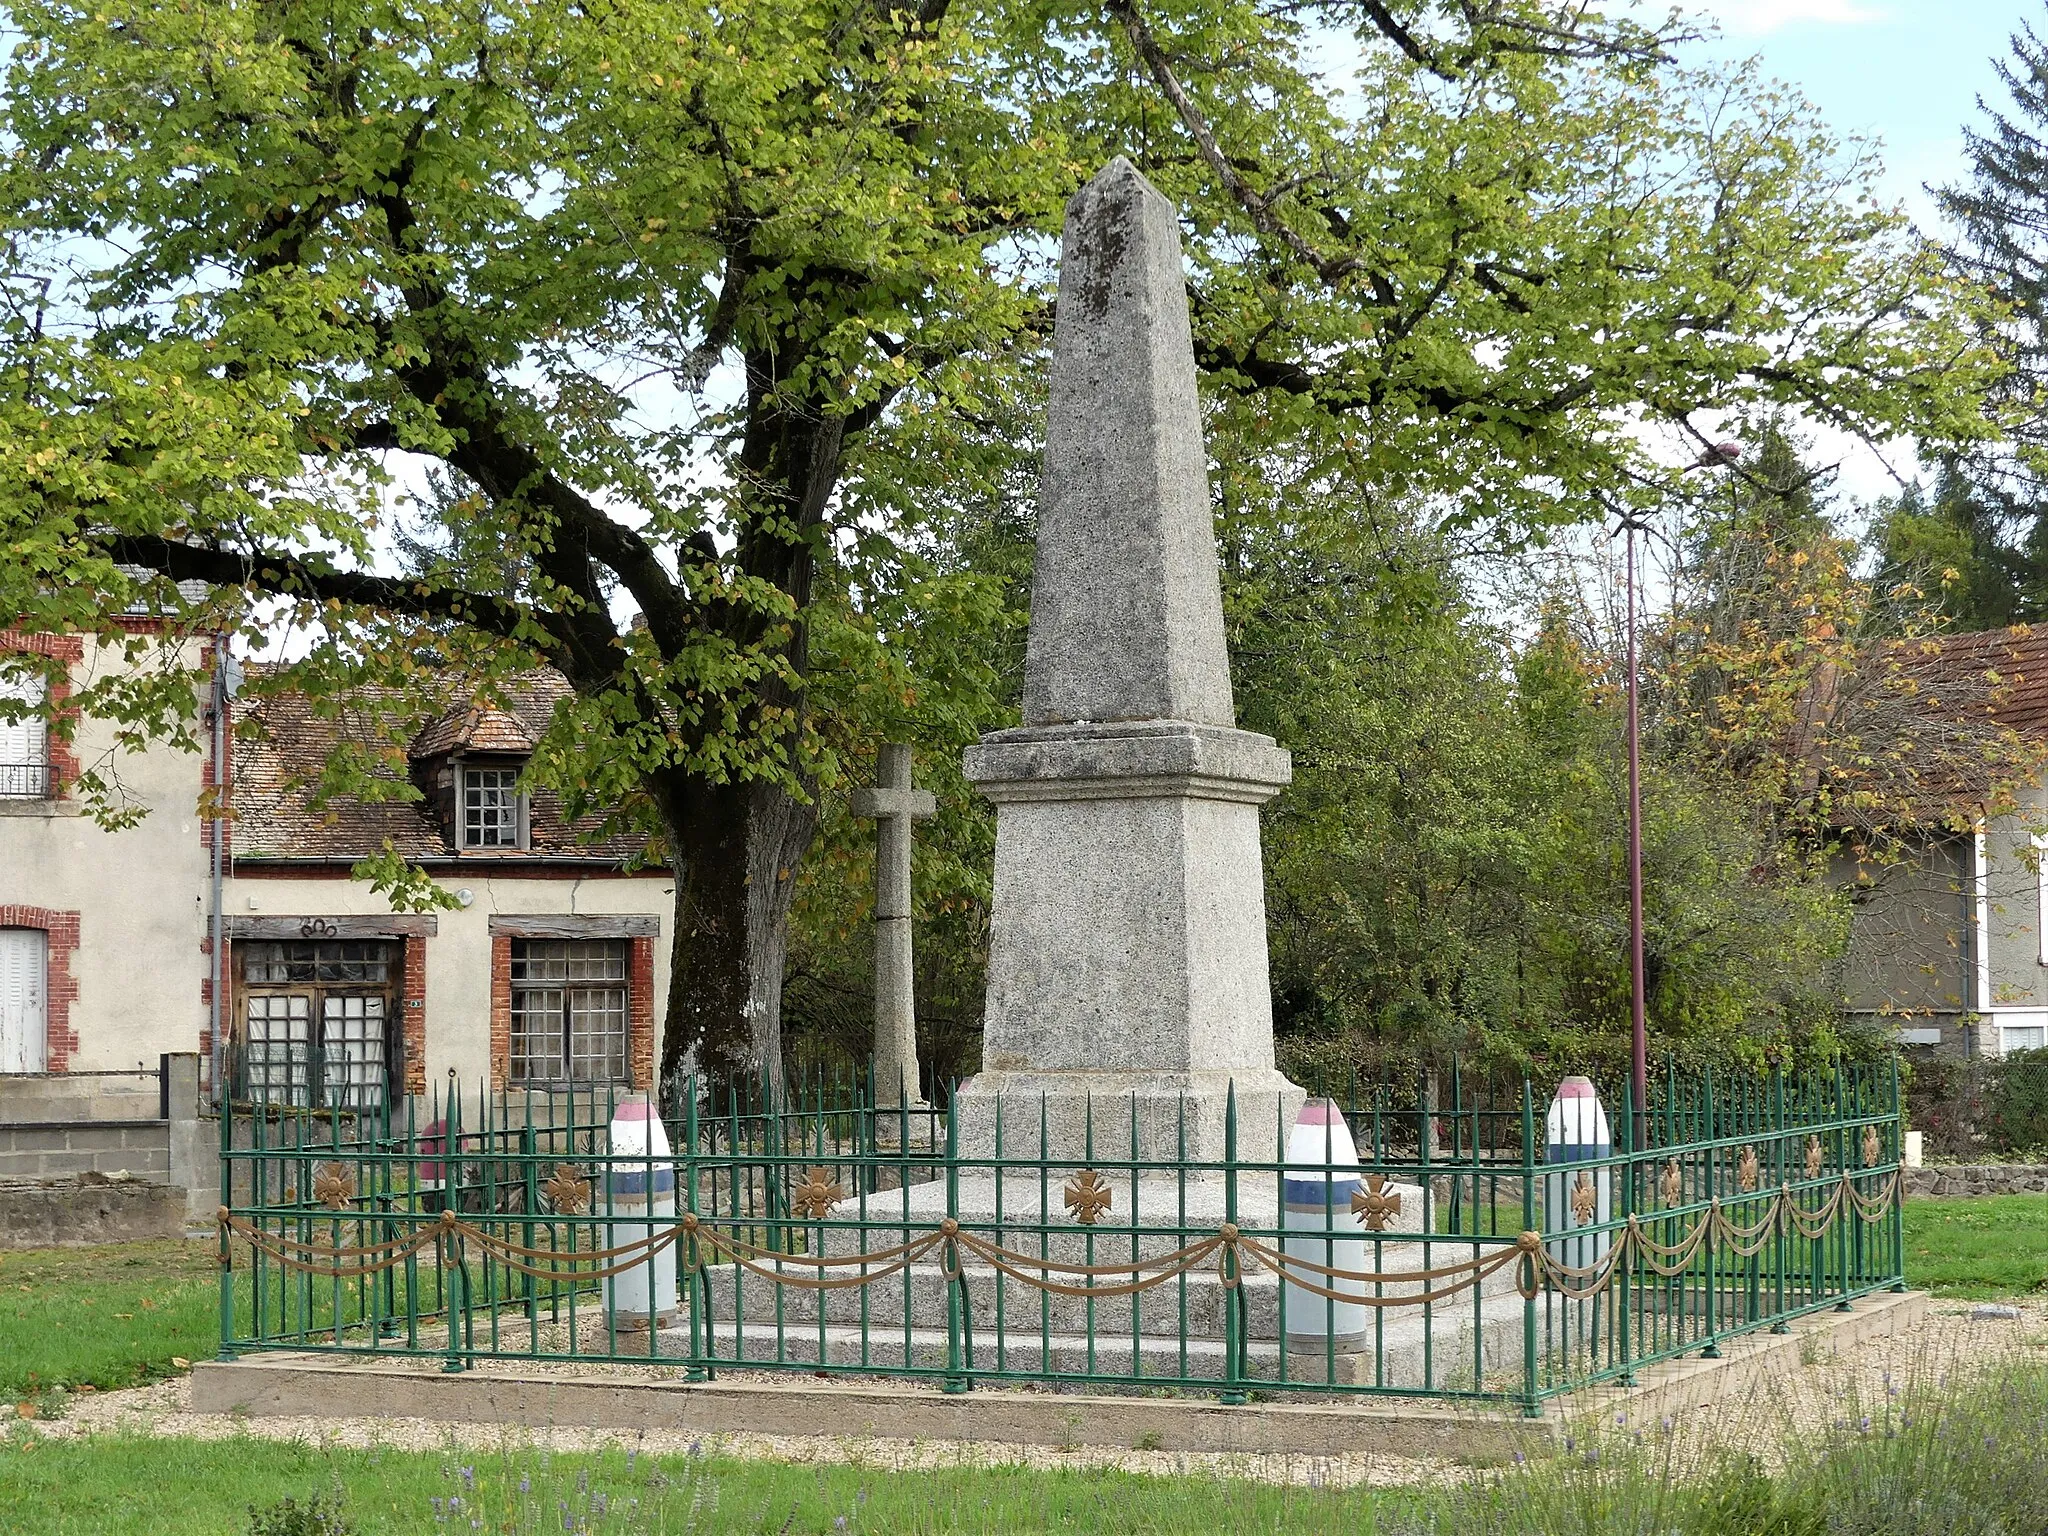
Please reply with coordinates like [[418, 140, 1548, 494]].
[[1543, 1076, 1613, 1276], [604, 1093, 678, 1330], [1279, 1099, 1370, 1354]]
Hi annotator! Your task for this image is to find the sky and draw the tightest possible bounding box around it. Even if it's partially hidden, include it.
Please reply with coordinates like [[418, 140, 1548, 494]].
[[1675, 2, 2041, 502], [1689, 0, 2037, 228]]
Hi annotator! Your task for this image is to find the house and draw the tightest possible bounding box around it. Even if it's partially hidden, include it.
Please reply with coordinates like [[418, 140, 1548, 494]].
[[2, 624, 210, 1081], [0, 632, 673, 1113], [1840, 625, 2048, 1059]]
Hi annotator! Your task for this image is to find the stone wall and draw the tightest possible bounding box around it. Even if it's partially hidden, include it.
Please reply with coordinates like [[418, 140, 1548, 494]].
[[1904, 1162, 2048, 1198], [0, 1116, 174, 1181], [0, 1054, 218, 1228], [0, 1176, 184, 1248]]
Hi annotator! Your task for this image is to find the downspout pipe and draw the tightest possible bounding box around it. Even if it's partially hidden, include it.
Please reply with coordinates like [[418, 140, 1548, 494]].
[[208, 634, 234, 1104], [1971, 824, 1992, 1061]]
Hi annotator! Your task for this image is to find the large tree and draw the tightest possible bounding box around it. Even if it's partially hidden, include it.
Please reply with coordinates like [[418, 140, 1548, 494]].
[[1932, 16, 2048, 616], [0, 0, 1998, 1102]]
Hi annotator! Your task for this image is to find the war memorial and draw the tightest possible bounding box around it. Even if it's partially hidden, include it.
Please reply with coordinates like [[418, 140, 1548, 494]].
[[197, 162, 1911, 1446]]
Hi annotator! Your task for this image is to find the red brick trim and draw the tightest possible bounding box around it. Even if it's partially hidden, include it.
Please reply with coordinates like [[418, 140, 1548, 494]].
[[0, 632, 83, 661], [402, 935, 428, 1097], [0, 905, 80, 1071], [0, 633, 82, 799], [199, 935, 230, 1088], [628, 936, 655, 1091], [489, 934, 512, 1093]]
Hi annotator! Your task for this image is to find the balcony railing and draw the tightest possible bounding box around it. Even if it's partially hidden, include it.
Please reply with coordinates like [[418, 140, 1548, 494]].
[[0, 760, 51, 798]]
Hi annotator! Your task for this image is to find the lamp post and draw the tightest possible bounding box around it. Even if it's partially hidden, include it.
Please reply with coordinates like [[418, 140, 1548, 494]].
[[1624, 440, 1742, 1142]]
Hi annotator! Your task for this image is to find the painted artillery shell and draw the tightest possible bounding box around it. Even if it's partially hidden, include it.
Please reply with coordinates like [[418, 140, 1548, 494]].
[[1279, 1098, 1370, 1354], [1543, 1075, 1612, 1274], [605, 1093, 678, 1329]]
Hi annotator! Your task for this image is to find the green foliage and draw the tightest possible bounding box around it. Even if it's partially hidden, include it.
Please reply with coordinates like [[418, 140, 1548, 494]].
[[1235, 500, 1846, 1076], [1651, 424, 2036, 853], [1983, 1047, 2048, 1155], [246, 1495, 352, 1536], [0, 0, 2005, 1073], [1865, 460, 2048, 632]]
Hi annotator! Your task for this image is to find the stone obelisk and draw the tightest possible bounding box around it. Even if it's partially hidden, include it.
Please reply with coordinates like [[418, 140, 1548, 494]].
[[953, 158, 1302, 1165]]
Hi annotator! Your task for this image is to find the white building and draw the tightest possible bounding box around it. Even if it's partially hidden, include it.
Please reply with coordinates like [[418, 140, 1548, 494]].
[[1, 633, 673, 1110], [1840, 625, 2048, 1060]]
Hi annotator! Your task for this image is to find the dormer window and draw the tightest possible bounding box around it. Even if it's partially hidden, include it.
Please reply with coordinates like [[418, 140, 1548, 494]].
[[409, 701, 539, 853], [462, 763, 526, 849]]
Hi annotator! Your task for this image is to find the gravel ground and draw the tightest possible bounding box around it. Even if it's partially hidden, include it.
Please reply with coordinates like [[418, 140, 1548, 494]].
[[16, 1297, 2047, 1491], [1653, 1296, 2048, 1468]]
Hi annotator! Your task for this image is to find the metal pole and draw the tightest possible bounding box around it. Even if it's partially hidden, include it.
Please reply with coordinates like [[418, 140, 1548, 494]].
[[208, 635, 228, 1107], [1626, 524, 1649, 1145]]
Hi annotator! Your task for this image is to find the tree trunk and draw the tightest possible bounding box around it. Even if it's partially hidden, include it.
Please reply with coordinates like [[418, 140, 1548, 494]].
[[653, 341, 845, 1116], [656, 773, 817, 1117]]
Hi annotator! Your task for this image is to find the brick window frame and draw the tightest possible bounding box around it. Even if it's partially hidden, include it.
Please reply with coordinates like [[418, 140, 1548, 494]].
[[489, 927, 654, 1093], [401, 934, 428, 1096], [198, 638, 233, 858], [215, 919, 432, 1102], [0, 633, 82, 799], [0, 905, 81, 1071]]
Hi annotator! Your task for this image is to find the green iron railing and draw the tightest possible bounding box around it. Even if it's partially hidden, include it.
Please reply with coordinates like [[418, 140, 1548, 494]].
[[215, 1061, 1905, 1410]]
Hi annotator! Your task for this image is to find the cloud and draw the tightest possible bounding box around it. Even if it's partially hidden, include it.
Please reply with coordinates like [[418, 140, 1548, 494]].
[[1692, 0, 1888, 36]]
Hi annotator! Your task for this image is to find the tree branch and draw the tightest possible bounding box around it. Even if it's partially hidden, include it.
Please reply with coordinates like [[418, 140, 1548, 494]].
[[105, 534, 570, 652]]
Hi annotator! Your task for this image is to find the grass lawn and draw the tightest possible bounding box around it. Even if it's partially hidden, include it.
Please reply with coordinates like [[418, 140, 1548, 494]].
[[0, 1435, 1415, 1536], [0, 1240, 219, 1407], [1900, 1192, 2048, 1299]]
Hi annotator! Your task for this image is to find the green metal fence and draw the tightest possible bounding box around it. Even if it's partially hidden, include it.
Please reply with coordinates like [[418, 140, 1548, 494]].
[[215, 1062, 1905, 1411]]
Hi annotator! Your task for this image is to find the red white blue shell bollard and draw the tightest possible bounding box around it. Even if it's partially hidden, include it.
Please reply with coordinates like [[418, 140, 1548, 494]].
[[1279, 1098, 1370, 1354], [605, 1094, 678, 1330]]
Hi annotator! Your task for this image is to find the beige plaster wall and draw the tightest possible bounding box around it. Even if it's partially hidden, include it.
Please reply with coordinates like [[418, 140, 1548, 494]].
[[223, 870, 675, 1090], [1980, 785, 2048, 1008], [0, 635, 210, 1072]]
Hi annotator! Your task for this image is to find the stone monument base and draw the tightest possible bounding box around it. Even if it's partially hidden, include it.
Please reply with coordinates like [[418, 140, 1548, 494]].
[[949, 1068, 1305, 1166]]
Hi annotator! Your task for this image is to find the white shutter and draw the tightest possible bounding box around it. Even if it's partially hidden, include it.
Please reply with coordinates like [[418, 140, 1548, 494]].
[[0, 671, 47, 798], [0, 929, 49, 1074]]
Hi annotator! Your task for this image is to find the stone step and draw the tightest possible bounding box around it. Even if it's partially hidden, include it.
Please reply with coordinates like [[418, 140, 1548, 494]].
[[699, 1244, 1521, 1338], [640, 1288, 1531, 1393], [817, 1169, 1431, 1267]]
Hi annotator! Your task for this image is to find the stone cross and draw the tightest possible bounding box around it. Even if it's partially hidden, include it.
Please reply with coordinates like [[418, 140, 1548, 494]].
[[850, 743, 936, 1108]]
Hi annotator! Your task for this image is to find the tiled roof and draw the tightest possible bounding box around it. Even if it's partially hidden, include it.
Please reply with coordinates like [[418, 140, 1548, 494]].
[[232, 668, 653, 864], [1823, 625, 2048, 831], [410, 705, 538, 759], [1915, 625, 2048, 738]]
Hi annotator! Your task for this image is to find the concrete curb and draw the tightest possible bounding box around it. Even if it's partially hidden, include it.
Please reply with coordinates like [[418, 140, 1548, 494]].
[[190, 1291, 1931, 1461], [191, 1357, 1544, 1459]]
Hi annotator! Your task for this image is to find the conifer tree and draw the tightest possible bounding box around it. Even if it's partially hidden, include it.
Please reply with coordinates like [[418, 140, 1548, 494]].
[[1934, 17, 2048, 615]]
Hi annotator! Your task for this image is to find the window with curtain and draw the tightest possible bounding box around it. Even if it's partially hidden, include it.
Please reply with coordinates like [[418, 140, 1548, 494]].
[[508, 940, 629, 1084]]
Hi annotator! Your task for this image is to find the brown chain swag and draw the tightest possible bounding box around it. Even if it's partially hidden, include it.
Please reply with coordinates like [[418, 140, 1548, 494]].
[[215, 1168, 1900, 1307]]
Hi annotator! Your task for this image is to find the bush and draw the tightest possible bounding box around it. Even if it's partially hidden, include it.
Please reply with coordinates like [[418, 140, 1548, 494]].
[[247, 1494, 352, 1536], [1983, 1048, 2048, 1156]]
